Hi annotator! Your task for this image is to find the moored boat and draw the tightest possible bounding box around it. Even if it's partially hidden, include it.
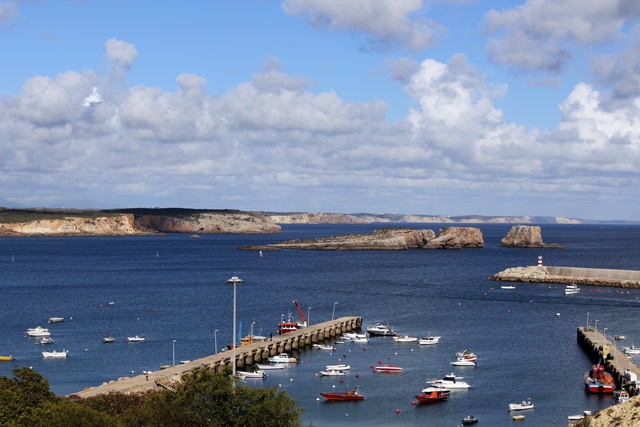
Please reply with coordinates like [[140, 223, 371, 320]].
[[366, 323, 395, 336], [501, 285, 517, 289], [584, 364, 615, 393], [393, 335, 417, 343], [48, 317, 64, 323], [616, 389, 630, 403], [0, 355, 13, 361], [564, 284, 580, 295], [374, 364, 402, 373], [103, 336, 115, 343], [277, 300, 308, 334], [313, 344, 335, 350], [39, 337, 54, 345], [42, 349, 69, 358], [426, 374, 470, 389], [320, 370, 344, 376], [127, 335, 145, 342], [419, 334, 440, 345], [613, 335, 626, 341], [622, 344, 640, 355], [450, 358, 477, 366], [342, 333, 368, 340], [462, 415, 478, 424], [508, 398, 534, 411], [320, 386, 363, 401], [256, 363, 285, 370], [325, 364, 350, 371], [455, 348, 477, 361], [268, 353, 298, 363], [350, 337, 369, 343], [422, 386, 451, 394], [238, 370, 267, 379], [415, 391, 447, 403], [27, 327, 50, 337]]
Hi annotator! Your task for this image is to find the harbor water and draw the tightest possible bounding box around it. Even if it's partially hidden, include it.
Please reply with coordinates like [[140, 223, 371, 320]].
[[1, 223, 639, 426]]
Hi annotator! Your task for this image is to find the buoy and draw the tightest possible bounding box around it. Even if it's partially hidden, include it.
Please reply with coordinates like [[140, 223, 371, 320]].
[[412, 401, 415, 405], [131, 371, 134, 374], [154, 309, 157, 312], [411, 349, 414, 352], [356, 374, 359, 378], [508, 311, 510, 313], [332, 385, 335, 388], [341, 379, 344, 383], [333, 348, 336, 351], [316, 398, 319, 401], [363, 347, 366, 350], [373, 369, 376, 373], [85, 349, 88, 352], [125, 339, 128, 343], [379, 361, 382, 364], [279, 384, 281, 387], [315, 373, 318, 377], [371, 365, 374, 368], [56, 309, 59, 311], [339, 358, 342, 361], [458, 332, 460, 335], [348, 350, 351, 353], [346, 414, 348, 417], [99, 305, 103, 307], [396, 409, 400, 413], [388, 356, 391, 359], [394, 352, 397, 355]]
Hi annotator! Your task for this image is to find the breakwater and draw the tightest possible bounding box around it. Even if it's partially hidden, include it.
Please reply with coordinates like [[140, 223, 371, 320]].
[[577, 327, 639, 396], [490, 266, 640, 288], [71, 316, 361, 398]]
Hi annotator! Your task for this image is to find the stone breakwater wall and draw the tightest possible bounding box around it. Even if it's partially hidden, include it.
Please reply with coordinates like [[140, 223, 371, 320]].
[[489, 266, 640, 289]]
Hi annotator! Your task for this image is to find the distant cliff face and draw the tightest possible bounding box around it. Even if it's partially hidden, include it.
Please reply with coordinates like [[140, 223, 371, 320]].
[[269, 213, 368, 224], [0, 214, 140, 236], [135, 213, 281, 234]]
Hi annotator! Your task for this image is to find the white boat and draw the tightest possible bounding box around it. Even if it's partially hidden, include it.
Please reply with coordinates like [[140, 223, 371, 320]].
[[42, 349, 69, 358], [268, 353, 298, 363], [617, 390, 630, 403], [501, 285, 517, 289], [48, 317, 64, 323], [393, 335, 417, 343], [422, 386, 451, 394], [39, 337, 54, 345], [256, 364, 285, 370], [451, 358, 477, 366], [426, 374, 470, 389], [342, 333, 368, 340], [108, 302, 115, 306], [127, 335, 146, 342], [27, 327, 51, 337], [238, 370, 267, 379], [313, 344, 335, 350], [419, 334, 441, 345], [325, 364, 350, 371], [613, 335, 626, 341], [351, 338, 369, 343], [509, 398, 534, 411], [366, 323, 395, 336], [564, 284, 580, 295], [103, 336, 115, 343], [456, 348, 477, 361], [623, 345, 640, 355], [320, 370, 345, 376]]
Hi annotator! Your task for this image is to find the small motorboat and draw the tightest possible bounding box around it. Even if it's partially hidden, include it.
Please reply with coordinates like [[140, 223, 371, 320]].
[[127, 336, 146, 342], [320, 370, 345, 376], [513, 415, 525, 420], [501, 285, 517, 289], [508, 398, 534, 411], [103, 336, 115, 343], [313, 344, 335, 350], [48, 317, 64, 323], [325, 364, 350, 371], [617, 389, 630, 403], [622, 345, 640, 355], [342, 333, 368, 340], [613, 335, 626, 341], [351, 338, 369, 343], [366, 323, 395, 336], [256, 364, 285, 370], [374, 364, 402, 373], [426, 374, 470, 389], [568, 414, 584, 421], [393, 335, 417, 343], [27, 327, 51, 337], [0, 355, 14, 361], [108, 302, 115, 306], [320, 386, 364, 401], [268, 353, 298, 363], [456, 348, 477, 361], [415, 391, 447, 403], [450, 358, 477, 366], [564, 284, 580, 295], [334, 340, 345, 344], [419, 334, 440, 345], [462, 415, 478, 424], [39, 337, 54, 345], [42, 349, 69, 358], [238, 370, 267, 379], [422, 386, 451, 394]]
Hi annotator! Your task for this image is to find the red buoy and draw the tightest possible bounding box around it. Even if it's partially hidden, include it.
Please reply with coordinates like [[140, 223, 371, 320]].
[[371, 365, 374, 368], [412, 401, 415, 405], [341, 379, 344, 383], [388, 356, 391, 359], [356, 374, 359, 378], [363, 347, 366, 350], [396, 409, 400, 413]]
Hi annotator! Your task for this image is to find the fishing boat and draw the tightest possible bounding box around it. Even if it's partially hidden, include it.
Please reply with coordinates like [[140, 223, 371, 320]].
[[422, 386, 451, 394], [313, 344, 335, 350], [366, 323, 395, 336], [0, 355, 13, 361], [419, 334, 440, 345], [456, 348, 477, 361], [613, 335, 626, 341], [237, 370, 267, 379], [462, 415, 478, 424], [373, 364, 402, 373], [268, 353, 298, 363], [320, 370, 345, 376], [42, 349, 69, 358], [617, 389, 630, 403], [564, 284, 580, 295], [393, 335, 417, 343], [584, 364, 615, 393], [450, 358, 477, 366], [278, 300, 308, 334], [48, 317, 64, 323], [415, 390, 447, 403], [325, 364, 350, 371], [27, 326, 50, 337], [320, 386, 363, 401], [509, 398, 533, 411], [256, 364, 285, 370], [127, 335, 146, 342], [39, 337, 54, 345]]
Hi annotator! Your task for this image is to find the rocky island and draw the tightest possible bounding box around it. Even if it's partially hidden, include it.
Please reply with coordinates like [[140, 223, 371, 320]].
[[238, 226, 484, 250], [0, 208, 281, 236], [500, 225, 564, 248]]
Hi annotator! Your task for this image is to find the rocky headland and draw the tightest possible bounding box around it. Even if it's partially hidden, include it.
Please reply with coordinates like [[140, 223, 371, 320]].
[[0, 208, 281, 236], [238, 226, 484, 251], [500, 225, 564, 248], [571, 393, 640, 427]]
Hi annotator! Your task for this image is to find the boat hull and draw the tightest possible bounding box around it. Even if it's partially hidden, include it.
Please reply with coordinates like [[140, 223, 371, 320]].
[[320, 392, 363, 401], [374, 365, 402, 373], [415, 393, 447, 403], [585, 383, 615, 393]]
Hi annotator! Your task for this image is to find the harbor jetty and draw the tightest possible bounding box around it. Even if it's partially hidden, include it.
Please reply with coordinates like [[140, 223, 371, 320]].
[[577, 327, 639, 396], [70, 316, 361, 398], [490, 266, 640, 288]]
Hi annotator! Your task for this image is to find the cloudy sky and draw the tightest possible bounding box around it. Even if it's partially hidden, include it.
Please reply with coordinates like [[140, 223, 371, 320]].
[[1, 0, 639, 220]]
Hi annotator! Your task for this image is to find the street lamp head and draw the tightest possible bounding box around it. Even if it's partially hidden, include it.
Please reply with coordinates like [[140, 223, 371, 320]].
[[226, 275, 245, 285]]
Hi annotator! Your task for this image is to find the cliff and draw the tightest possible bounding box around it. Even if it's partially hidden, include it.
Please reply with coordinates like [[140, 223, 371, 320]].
[[500, 225, 564, 248], [238, 226, 484, 250], [267, 212, 368, 224], [0, 214, 145, 236], [134, 212, 281, 234]]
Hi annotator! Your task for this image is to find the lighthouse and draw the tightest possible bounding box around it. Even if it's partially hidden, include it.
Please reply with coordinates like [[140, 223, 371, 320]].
[[538, 255, 543, 267]]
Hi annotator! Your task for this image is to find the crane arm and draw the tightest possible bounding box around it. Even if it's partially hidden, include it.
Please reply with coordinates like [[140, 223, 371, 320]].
[[293, 300, 306, 322]]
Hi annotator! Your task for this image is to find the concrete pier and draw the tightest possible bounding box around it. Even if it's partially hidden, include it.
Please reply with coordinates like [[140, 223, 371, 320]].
[[71, 316, 362, 398], [491, 266, 640, 288], [577, 327, 640, 396]]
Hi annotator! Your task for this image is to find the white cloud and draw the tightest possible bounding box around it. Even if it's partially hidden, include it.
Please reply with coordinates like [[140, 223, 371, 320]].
[[105, 38, 138, 70], [0, 1, 19, 30], [282, 0, 444, 51]]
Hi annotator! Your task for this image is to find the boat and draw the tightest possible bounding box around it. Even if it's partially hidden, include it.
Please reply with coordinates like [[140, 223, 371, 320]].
[[103, 336, 115, 343], [268, 353, 298, 363], [39, 337, 54, 344], [325, 364, 350, 371], [419, 334, 441, 345], [584, 364, 615, 393], [320, 370, 345, 376], [313, 344, 335, 350], [455, 348, 477, 361], [613, 335, 626, 340], [622, 344, 640, 355], [462, 415, 478, 424], [513, 415, 525, 420], [422, 386, 451, 394], [351, 337, 369, 343], [366, 323, 395, 336], [450, 358, 477, 366], [259, 250, 263, 257], [374, 364, 402, 373], [501, 285, 517, 289], [342, 333, 368, 340], [48, 317, 64, 323], [426, 374, 470, 389], [393, 335, 417, 343], [617, 389, 630, 403], [508, 398, 534, 411], [256, 364, 285, 370], [568, 414, 584, 421], [415, 390, 447, 403], [27, 326, 51, 337], [320, 386, 364, 401], [564, 284, 580, 295], [237, 370, 267, 379], [277, 300, 308, 335], [0, 355, 13, 361], [42, 350, 69, 358], [127, 335, 146, 342]]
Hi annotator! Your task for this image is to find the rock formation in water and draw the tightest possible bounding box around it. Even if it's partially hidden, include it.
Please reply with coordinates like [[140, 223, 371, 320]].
[[238, 226, 484, 251], [499, 225, 564, 248]]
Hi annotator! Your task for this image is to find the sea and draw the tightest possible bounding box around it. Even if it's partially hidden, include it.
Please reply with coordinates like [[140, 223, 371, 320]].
[[1, 223, 640, 426]]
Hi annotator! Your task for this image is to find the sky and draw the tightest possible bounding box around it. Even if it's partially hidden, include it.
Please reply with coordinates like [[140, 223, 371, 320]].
[[1, 0, 639, 221]]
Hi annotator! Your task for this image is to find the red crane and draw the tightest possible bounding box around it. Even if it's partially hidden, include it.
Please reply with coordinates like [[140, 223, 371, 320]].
[[293, 300, 307, 325]]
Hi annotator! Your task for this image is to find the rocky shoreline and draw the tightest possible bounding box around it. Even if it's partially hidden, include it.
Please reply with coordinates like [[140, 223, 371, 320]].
[[500, 225, 564, 248], [490, 266, 640, 289]]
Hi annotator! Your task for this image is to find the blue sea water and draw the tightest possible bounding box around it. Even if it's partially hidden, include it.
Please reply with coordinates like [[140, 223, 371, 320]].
[[1, 223, 639, 426]]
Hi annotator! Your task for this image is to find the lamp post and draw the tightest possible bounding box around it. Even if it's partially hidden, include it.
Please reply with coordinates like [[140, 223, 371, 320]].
[[173, 340, 176, 367], [308, 307, 311, 327], [595, 319, 599, 341], [332, 302, 338, 320], [215, 330, 218, 355], [226, 274, 245, 380], [251, 322, 255, 343], [586, 312, 589, 331]]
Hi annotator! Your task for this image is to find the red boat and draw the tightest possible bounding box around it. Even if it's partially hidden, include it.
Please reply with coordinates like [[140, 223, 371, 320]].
[[584, 364, 615, 393], [415, 391, 447, 403], [278, 300, 308, 335], [374, 364, 403, 373], [320, 387, 364, 401]]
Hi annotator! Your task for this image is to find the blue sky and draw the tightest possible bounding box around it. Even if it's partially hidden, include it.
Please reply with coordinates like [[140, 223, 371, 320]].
[[1, 0, 639, 221]]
